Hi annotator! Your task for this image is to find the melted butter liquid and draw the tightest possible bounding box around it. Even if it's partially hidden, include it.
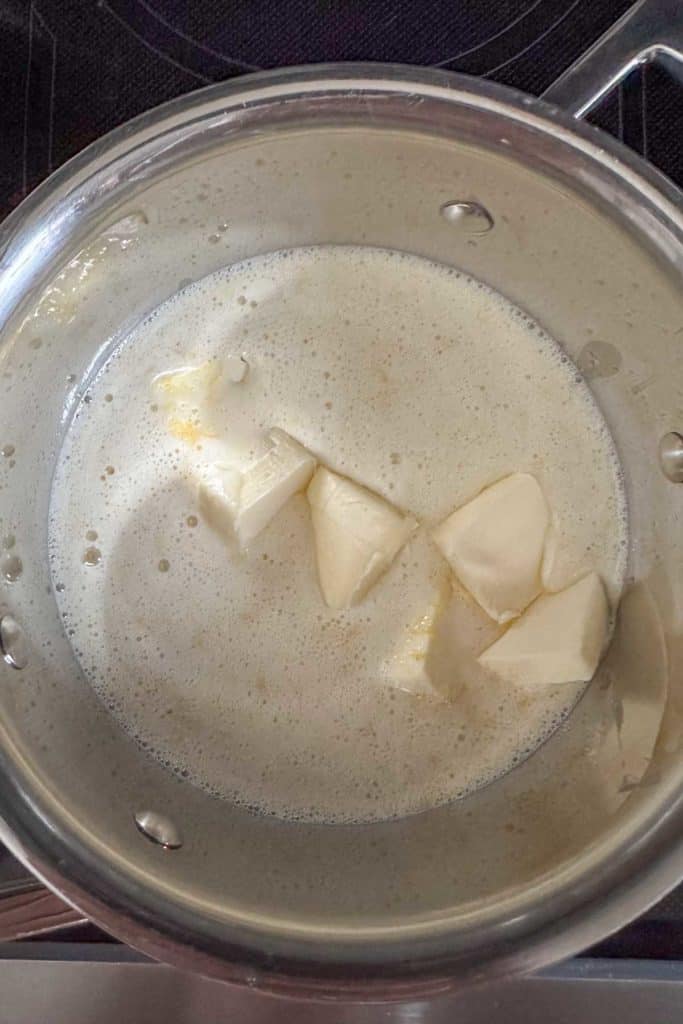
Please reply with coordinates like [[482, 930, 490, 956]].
[[48, 246, 628, 823]]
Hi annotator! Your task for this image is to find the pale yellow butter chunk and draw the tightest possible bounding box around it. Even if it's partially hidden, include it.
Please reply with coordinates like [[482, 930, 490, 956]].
[[383, 577, 451, 698], [236, 430, 316, 544], [197, 462, 241, 543], [431, 472, 549, 623], [153, 361, 221, 406], [307, 467, 417, 609], [198, 430, 316, 547], [478, 572, 609, 685], [153, 361, 222, 445]]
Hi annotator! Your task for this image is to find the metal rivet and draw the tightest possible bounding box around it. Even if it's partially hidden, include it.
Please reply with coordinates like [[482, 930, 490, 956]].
[[440, 201, 494, 234], [0, 614, 28, 669], [134, 810, 183, 849], [659, 432, 683, 483]]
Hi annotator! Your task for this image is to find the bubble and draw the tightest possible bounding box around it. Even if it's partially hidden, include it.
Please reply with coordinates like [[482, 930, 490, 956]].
[[2, 554, 22, 582], [82, 547, 101, 566]]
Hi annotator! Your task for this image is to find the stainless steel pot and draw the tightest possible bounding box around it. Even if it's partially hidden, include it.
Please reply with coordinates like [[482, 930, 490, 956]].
[[0, 0, 682, 999]]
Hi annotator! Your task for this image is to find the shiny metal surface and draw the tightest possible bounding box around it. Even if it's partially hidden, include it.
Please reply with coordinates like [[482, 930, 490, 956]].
[[659, 433, 683, 484], [134, 812, 183, 851], [542, 0, 683, 118], [0, 951, 682, 1023], [0, 1, 681, 1000], [0, 616, 27, 671], [439, 201, 494, 234]]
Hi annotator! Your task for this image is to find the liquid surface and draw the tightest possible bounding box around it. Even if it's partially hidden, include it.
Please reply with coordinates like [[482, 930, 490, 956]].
[[49, 246, 628, 823]]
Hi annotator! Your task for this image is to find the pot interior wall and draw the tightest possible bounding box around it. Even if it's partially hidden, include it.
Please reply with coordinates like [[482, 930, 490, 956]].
[[0, 88, 681, 962]]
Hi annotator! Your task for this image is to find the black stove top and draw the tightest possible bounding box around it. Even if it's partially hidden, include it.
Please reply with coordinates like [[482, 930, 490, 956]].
[[3, 0, 682, 220], [1, 0, 681, 967]]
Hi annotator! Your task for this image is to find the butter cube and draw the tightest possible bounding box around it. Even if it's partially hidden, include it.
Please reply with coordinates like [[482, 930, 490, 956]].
[[383, 576, 451, 697], [198, 430, 315, 547], [307, 467, 417, 609], [478, 572, 609, 685], [197, 462, 241, 543], [432, 473, 549, 623], [236, 430, 315, 545]]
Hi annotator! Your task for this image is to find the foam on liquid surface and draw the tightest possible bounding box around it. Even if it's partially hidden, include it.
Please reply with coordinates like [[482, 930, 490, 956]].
[[48, 246, 628, 823]]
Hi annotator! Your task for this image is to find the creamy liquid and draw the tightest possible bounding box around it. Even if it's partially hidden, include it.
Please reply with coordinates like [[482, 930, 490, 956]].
[[48, 246, 628, 823]]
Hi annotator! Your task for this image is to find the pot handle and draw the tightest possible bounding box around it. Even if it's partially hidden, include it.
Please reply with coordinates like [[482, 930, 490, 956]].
[[541, 0, 683, 119]]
